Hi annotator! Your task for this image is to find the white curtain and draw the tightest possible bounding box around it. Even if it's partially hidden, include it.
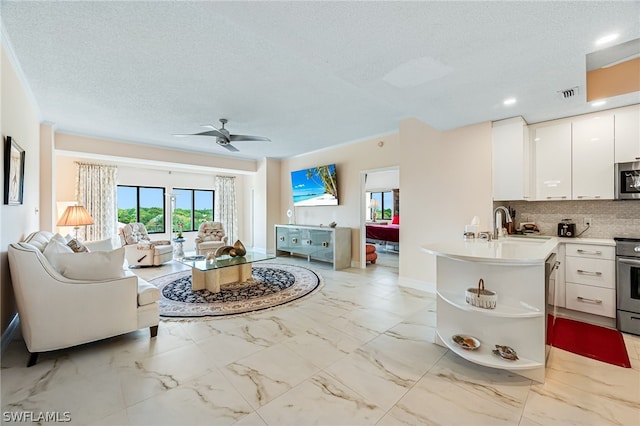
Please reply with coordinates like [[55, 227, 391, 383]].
[[215, 175, 238, 244], [76, 162, 118, 241]]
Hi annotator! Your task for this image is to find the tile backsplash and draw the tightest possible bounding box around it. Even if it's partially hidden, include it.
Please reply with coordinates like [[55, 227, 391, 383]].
[[494, 200, 640, 239]]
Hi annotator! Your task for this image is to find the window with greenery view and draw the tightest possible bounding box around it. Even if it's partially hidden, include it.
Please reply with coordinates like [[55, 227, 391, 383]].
[[117, 186, 165, 233], [369, 191, 393, 220], [173, 188, 214, 232]]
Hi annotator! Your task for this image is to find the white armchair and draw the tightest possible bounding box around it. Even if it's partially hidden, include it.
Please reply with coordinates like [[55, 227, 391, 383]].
[[8, 231, 160, 367], [194, 221, 228, 256], [118, 222, 173, 267]]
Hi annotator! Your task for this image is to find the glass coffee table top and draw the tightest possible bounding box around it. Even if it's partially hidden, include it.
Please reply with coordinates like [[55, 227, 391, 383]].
[[177, 251, 275, 272]]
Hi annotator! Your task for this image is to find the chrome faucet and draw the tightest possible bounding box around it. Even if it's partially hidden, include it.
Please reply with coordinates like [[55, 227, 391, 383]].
[[492, 206, 513, 239]]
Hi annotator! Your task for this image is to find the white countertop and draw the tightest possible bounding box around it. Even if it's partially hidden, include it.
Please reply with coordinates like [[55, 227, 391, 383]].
[[556, 236, 615, 246], [421, 236, 615, 264]]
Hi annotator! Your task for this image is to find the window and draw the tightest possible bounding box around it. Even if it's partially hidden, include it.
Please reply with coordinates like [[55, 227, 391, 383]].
[[117, 186, 165, 233], [368, 191, 393, 220], [173, 188, 214, 232]]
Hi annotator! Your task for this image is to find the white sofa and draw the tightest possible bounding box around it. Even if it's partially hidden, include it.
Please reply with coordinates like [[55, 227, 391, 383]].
[[7, 231, 160, 366]]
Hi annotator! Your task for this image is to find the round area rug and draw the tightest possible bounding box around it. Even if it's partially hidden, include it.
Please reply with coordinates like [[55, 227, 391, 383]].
[[150, 264, 322, 317]]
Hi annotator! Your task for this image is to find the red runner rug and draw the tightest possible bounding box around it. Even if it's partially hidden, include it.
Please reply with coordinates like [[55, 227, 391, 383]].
[[548, 316, 631, 368]]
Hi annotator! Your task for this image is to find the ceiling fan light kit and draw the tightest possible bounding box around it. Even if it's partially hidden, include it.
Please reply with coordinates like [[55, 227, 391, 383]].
[[173, 118, 270, 152]]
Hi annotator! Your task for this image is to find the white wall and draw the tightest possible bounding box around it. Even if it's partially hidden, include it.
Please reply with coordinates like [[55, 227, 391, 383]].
[[399, 118, 493, 283], [280, 133, 401, 263], [1, 45, 41, 333]]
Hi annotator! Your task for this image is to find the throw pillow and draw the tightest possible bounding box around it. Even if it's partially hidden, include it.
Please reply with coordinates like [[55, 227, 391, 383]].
[[84, 238, 114, 252], [52, 248, 126, 280], [392, 215, 400, 225], [51, 233, 69, 244], [67, 238, 89, 253], [43, 238, 75, 270]]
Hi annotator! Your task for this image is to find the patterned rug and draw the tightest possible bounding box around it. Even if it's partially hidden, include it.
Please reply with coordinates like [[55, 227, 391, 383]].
[[150, 263, 322, 317]]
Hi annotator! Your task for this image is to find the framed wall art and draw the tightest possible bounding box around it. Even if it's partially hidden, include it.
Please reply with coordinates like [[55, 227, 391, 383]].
[[4, 136, 25, 205]]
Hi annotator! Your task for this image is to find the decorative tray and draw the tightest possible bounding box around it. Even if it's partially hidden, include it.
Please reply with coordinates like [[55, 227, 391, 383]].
[[451, 334, 480, 351]]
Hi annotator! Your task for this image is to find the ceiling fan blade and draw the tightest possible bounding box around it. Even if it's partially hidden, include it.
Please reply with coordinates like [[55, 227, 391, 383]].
[[229, 134, 271, 142], [218, 142, 239, 152], [173, 129, 227, 138]]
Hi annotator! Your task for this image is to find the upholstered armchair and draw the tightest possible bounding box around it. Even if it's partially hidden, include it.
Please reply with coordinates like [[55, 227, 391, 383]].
[[195, 221, 228, 255], [119, 222, 173, 267]]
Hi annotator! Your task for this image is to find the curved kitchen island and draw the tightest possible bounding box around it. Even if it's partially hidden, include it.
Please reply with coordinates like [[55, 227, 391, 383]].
[[422, 237, 558, 383]]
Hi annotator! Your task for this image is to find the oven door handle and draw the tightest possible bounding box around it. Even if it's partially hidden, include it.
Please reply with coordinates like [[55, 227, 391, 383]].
[[618, 257, 640, 267]]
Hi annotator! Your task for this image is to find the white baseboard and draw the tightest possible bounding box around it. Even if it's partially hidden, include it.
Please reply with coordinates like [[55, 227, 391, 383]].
[[1, 314, 20, 354], [397, 276, 436, 294]]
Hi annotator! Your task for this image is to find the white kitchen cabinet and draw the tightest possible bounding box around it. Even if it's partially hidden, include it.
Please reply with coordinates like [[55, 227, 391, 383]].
[[572, 115, 614, 200], [564, 243, 615, 318], [614, 108, 640, 163], [533, 122, 572, 200], [492, 117, 531, 201]]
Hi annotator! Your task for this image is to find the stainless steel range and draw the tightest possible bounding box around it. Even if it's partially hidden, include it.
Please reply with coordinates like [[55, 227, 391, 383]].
[[615, 237, 640, 335]]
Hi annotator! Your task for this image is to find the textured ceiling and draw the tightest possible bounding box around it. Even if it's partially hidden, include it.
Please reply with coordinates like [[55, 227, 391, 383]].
[[2, 1, 639, 160]]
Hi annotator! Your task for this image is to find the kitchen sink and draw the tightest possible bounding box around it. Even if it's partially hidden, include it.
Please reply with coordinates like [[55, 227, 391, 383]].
[[500, 235, 552, 244], [508, 234, 552, 240]]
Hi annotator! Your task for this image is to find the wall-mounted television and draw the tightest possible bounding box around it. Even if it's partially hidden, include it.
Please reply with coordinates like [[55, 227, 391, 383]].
[[291, 164, 338, 207]]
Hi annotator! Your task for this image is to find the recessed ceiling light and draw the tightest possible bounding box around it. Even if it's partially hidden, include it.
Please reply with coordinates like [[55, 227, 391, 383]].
[[591, 100, 606, 107], [503, 98, 517, 106], [596, 33, 620, 46]]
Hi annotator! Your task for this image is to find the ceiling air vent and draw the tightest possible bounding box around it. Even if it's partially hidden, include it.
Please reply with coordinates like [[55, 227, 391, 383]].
[[559, 86, 579, 99]]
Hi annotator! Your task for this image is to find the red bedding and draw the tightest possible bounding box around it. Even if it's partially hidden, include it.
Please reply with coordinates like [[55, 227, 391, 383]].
[[366, 223, 399, 243]]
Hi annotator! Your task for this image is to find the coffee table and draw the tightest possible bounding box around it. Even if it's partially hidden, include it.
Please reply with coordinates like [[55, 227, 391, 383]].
[[178, 251, 275, 293]]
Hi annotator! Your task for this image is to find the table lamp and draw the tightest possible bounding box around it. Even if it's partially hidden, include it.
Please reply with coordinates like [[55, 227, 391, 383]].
[[56, 205, 94, 240], [370, 198, 378, 222]]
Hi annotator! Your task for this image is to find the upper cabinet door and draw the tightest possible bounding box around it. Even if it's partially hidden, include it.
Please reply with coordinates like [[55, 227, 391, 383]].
[[492, 117, 530, 201], [534, 122, 572, 200], [572, 115, 614, 200], [614, 108, 640, 163]]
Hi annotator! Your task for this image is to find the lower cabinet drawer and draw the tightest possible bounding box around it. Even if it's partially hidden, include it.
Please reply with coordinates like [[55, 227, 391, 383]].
[[565, 257, 615, 289], [565, 283, 615, 318]]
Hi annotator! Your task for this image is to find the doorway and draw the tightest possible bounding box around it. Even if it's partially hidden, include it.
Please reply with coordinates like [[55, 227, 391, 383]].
[[360, 166, 400, 271]]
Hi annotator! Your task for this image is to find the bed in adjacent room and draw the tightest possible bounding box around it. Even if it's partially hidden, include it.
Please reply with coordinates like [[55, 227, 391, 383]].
[[365, 216, 400, 246]]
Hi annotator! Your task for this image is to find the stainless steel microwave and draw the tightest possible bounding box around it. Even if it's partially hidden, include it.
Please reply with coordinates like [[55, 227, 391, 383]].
[[615, 161, 640, 199]]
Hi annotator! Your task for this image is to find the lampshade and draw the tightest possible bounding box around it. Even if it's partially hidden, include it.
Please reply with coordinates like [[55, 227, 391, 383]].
[[56, 205, 94, 227], [369, 198, 379, 209]]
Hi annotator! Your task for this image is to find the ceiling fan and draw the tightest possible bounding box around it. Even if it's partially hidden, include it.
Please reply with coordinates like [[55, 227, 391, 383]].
[[173, 118, 270, 152]]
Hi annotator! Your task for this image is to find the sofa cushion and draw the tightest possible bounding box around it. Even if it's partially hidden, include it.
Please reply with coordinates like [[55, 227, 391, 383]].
[[52, 248, 126, 280], [84, 238, 115, 252], [43, 238, 75, 269], [137, 278, 161, 306], [25, 231, 55, 252]]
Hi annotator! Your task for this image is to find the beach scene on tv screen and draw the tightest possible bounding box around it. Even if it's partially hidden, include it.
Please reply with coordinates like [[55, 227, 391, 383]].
[[291, 164, 338, 206]]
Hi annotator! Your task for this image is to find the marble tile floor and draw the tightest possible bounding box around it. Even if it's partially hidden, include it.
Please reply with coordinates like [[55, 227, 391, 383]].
[[2, 257, 639, 425]]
